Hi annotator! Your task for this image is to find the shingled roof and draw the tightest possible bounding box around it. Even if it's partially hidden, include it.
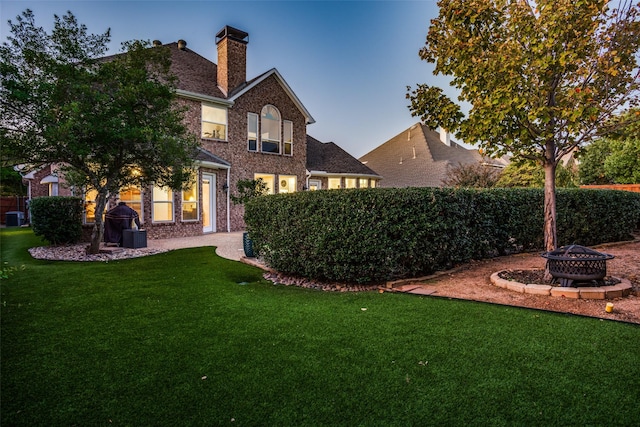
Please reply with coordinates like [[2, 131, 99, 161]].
[[359, 123, 505, 188], [307, 135, 380, 177], [164, 42, 226, 99]]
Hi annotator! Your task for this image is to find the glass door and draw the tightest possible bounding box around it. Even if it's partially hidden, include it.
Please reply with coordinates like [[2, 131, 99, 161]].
[[202, 173, 216, 233]]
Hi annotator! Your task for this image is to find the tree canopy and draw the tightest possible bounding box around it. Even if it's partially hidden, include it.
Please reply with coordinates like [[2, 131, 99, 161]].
[[408, 0, 640, 250], [1, 10, 199, 252]]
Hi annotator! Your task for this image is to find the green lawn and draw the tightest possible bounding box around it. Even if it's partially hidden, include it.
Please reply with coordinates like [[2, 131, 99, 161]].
[[2, 227, 639, 426]]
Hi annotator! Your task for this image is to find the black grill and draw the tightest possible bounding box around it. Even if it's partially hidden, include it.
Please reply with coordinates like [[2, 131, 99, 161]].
[[541, 245, 614, 287]]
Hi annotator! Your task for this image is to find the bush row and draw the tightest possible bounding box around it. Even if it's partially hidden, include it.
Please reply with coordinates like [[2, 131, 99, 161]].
[[30, 196, 84, 245], [245, 188, 640, 284]]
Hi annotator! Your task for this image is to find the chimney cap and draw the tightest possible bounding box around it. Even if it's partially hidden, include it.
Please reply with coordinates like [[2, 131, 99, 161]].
[[152, 40, 162, 46], [216, 25, 249, 45], [177, 39, 187, 50]]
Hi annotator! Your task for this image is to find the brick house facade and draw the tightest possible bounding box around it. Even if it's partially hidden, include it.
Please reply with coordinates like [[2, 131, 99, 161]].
[[23, 26, 315, 239]]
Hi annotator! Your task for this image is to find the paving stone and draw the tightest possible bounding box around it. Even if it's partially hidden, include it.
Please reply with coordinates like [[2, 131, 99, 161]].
[[577, 287, 605, 300], [550, 287, 581, 298], [525, 284, 552, 296]]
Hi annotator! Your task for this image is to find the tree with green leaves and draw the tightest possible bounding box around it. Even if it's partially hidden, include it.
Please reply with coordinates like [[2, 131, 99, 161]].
[[1, 10, 199, 253], [578, 109, 640, 184], [408, 0, 640, 250]]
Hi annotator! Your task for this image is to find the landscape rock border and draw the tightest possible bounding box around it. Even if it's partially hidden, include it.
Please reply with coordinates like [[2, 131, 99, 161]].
[[490, 270, 632, 299]]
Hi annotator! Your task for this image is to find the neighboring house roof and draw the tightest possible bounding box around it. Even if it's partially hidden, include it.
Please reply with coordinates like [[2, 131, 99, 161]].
[[359, 123, 506, 188], [306, 135, 381, 178]]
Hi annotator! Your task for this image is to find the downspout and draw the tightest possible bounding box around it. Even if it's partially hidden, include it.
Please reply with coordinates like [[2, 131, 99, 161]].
[[226, 167, 231, 232]]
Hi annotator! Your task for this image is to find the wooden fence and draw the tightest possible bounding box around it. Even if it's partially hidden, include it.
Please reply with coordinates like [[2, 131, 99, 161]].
[[1, 196, 28, 225], [580, 184, 640, 193]]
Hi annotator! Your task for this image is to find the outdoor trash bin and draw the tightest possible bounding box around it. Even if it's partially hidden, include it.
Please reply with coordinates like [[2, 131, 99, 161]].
[[5, 211, 25, 227], [122, 229, 147, 249]]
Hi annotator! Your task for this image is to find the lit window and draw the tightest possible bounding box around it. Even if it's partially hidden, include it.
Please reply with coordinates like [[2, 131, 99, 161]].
[[254, 173, 275, 195], [248, 112, 258, 151], [328, 178, 341, 189], [309, 180, 321, 191], [152, 186, 174, 222], [119, 186, 143, 221], [261, 105, 280, 153], [278, 175, 297, 193], [283, 121, 293, 156], [345, 178, 357, 189], [84, 189, 98, 223], [182, 180, 198, 221], [359, 178, 369, 188], [370, 180, 377, 188], [202, 104, 227, 140]]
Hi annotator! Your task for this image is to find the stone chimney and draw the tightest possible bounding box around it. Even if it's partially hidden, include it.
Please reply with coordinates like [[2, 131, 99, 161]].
[[216, 26, 249, 95], [439, 127, 451, 147]]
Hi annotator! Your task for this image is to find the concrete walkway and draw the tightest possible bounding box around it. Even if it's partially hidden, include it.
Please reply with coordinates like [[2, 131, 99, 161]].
[[145, 231, 245, 261]]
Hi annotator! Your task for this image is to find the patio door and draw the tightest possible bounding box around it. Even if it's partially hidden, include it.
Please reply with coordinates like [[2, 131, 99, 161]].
[[202, 173, 216, 233]]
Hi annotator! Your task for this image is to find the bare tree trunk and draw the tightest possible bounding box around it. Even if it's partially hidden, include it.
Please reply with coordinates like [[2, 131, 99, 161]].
[[88, 191, 108, 254], [542, 159, 558, 283], [543, 161, 558, 252]]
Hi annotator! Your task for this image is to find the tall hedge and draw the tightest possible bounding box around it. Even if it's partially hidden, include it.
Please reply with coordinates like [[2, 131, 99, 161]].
[[29, 196, 83, 245], [245, 188, 640, 284]]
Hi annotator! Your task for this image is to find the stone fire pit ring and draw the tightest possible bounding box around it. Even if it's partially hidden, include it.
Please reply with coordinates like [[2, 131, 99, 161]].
[[490, 271, 632, 300]]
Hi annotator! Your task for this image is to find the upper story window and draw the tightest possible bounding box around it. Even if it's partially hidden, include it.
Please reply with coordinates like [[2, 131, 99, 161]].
[[202, 104, 227, 140], [283, 121, 293, 156], [261, 105, 281, 154], [248, 112, 258, 152]]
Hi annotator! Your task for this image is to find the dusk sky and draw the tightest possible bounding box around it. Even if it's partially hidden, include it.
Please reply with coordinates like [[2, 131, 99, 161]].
[[1, 0, 467, 158]]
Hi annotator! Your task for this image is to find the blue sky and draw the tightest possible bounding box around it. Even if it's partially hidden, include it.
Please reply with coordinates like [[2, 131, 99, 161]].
[[1, 0, 463, 157]]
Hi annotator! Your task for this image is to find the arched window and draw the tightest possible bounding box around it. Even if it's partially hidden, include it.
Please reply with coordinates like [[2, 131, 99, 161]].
[[261, 105, 281, 153]]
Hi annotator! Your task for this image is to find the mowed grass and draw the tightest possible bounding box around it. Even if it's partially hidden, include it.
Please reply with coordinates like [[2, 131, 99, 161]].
[[2, 228, 639, 426]]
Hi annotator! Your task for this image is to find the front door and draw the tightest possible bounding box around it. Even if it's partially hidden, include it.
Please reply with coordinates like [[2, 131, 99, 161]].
[[202, 173, 216, 233]]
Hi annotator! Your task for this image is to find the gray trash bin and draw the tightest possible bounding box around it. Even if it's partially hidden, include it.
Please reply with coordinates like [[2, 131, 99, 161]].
[[5, 211, 25, 227]]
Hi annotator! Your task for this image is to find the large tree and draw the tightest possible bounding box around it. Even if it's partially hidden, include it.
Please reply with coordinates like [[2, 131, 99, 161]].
[[408, 0, 640, 250], [1, 10, 199, 253]]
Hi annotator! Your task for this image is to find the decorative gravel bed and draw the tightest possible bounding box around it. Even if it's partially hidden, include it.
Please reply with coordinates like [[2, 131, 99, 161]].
[[29, 244, 168, 262]]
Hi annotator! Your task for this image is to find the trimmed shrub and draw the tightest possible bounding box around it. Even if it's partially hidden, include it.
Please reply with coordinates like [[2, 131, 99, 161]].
[[29, 197, 83, 245], [245, 188, 640, 284]]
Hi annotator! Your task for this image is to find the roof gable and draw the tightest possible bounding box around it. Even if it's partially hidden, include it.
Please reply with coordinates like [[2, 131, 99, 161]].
[[229, 68, 315, 124]]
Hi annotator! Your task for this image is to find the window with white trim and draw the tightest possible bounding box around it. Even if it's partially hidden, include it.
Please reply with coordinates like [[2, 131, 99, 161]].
[[119, 186, 143, 222], [202, 104, 227, 140], [345, 178, 357, 189], [84, 189, 98, 224], [261, 105, 281, 153], [283, 121, 293, 156], [278, 175, 296, 193], [152, 186, 174, 222], [182, 180, 198, 221], [254, 173, 275, 195], [248, 112, 258, 151], [328, 178, 341, 189], [359, 178, 369, 188]]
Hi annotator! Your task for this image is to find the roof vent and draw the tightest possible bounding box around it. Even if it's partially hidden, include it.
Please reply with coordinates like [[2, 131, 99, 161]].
[[152, 40, 162, 47], [177, 39, 187, 50]]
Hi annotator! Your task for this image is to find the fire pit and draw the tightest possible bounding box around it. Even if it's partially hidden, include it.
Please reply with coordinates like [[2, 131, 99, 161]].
[[541, 245, 614, 287]]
